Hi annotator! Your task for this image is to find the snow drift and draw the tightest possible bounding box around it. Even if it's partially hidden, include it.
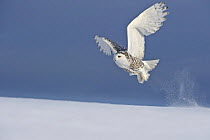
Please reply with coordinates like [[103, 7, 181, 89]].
[[0, 97, 210, 140]]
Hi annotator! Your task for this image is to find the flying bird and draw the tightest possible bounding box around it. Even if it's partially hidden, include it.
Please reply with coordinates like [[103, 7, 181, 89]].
[[94, 2, 169, 84]]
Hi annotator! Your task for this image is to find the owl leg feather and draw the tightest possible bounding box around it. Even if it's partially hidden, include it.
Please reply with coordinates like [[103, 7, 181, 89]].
[[137, 71, 150, 84]]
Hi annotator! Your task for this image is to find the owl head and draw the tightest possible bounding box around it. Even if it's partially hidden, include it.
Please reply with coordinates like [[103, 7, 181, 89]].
[[114, 53, 126, 61], [113, 52, 129, 68]]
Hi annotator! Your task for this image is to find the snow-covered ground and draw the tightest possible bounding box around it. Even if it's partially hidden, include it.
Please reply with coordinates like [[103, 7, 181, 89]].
[[0, 97, 210, 140]]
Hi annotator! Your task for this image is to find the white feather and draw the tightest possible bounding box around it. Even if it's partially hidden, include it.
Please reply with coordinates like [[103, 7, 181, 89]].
[[127, 2, 169, 59], [94, 35, 117, 56]]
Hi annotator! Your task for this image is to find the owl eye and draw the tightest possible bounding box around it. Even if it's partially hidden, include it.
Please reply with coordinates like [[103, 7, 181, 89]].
[[118, 56, 121, 58]]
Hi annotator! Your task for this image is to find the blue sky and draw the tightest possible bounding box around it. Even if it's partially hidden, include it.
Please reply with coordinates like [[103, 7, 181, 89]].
[[0, 0, 209, 106]]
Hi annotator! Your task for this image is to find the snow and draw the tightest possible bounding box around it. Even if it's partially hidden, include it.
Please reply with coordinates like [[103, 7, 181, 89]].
[[0, 97, 210, 140]]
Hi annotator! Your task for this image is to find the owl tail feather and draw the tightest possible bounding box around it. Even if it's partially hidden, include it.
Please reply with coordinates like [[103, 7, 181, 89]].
[[137, 59, 159, 84]]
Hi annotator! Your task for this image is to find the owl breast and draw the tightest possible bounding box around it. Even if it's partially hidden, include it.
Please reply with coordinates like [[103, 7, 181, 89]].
[[113, 52, 144, 71], [129, 57, 144, 71], [114, 57, 130, 69], [123, 58, 144, 75]]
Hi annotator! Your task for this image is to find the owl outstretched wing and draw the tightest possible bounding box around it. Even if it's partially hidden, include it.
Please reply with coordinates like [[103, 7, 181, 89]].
[[127, 2, 169, 59], [94, 35, 126, 56]]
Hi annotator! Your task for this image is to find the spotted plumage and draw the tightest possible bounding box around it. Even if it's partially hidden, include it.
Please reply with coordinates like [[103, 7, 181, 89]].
[[94, 2, 169, 83], [104, 38, 126, 53], [118, 51, 144, 71], [128, 55, 144, 71]]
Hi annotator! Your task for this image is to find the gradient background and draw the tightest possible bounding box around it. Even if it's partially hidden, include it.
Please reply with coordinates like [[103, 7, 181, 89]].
[[0, 0, 209, 106]]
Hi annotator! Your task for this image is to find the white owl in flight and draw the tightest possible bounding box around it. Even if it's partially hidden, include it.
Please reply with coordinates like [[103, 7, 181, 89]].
[[94, 2, 169, 84]]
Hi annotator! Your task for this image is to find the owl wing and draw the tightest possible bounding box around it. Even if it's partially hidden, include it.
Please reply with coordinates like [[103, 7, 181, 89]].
[[127, 2, 169, 59], [94, 35, 126, 56]]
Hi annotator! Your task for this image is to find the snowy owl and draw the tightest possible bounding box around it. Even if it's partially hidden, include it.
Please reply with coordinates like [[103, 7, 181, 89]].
[[94, 2, 169, 84]]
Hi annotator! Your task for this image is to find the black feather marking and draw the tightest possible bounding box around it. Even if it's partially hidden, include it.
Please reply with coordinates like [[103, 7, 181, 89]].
[[104, 37, 126, 53]]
